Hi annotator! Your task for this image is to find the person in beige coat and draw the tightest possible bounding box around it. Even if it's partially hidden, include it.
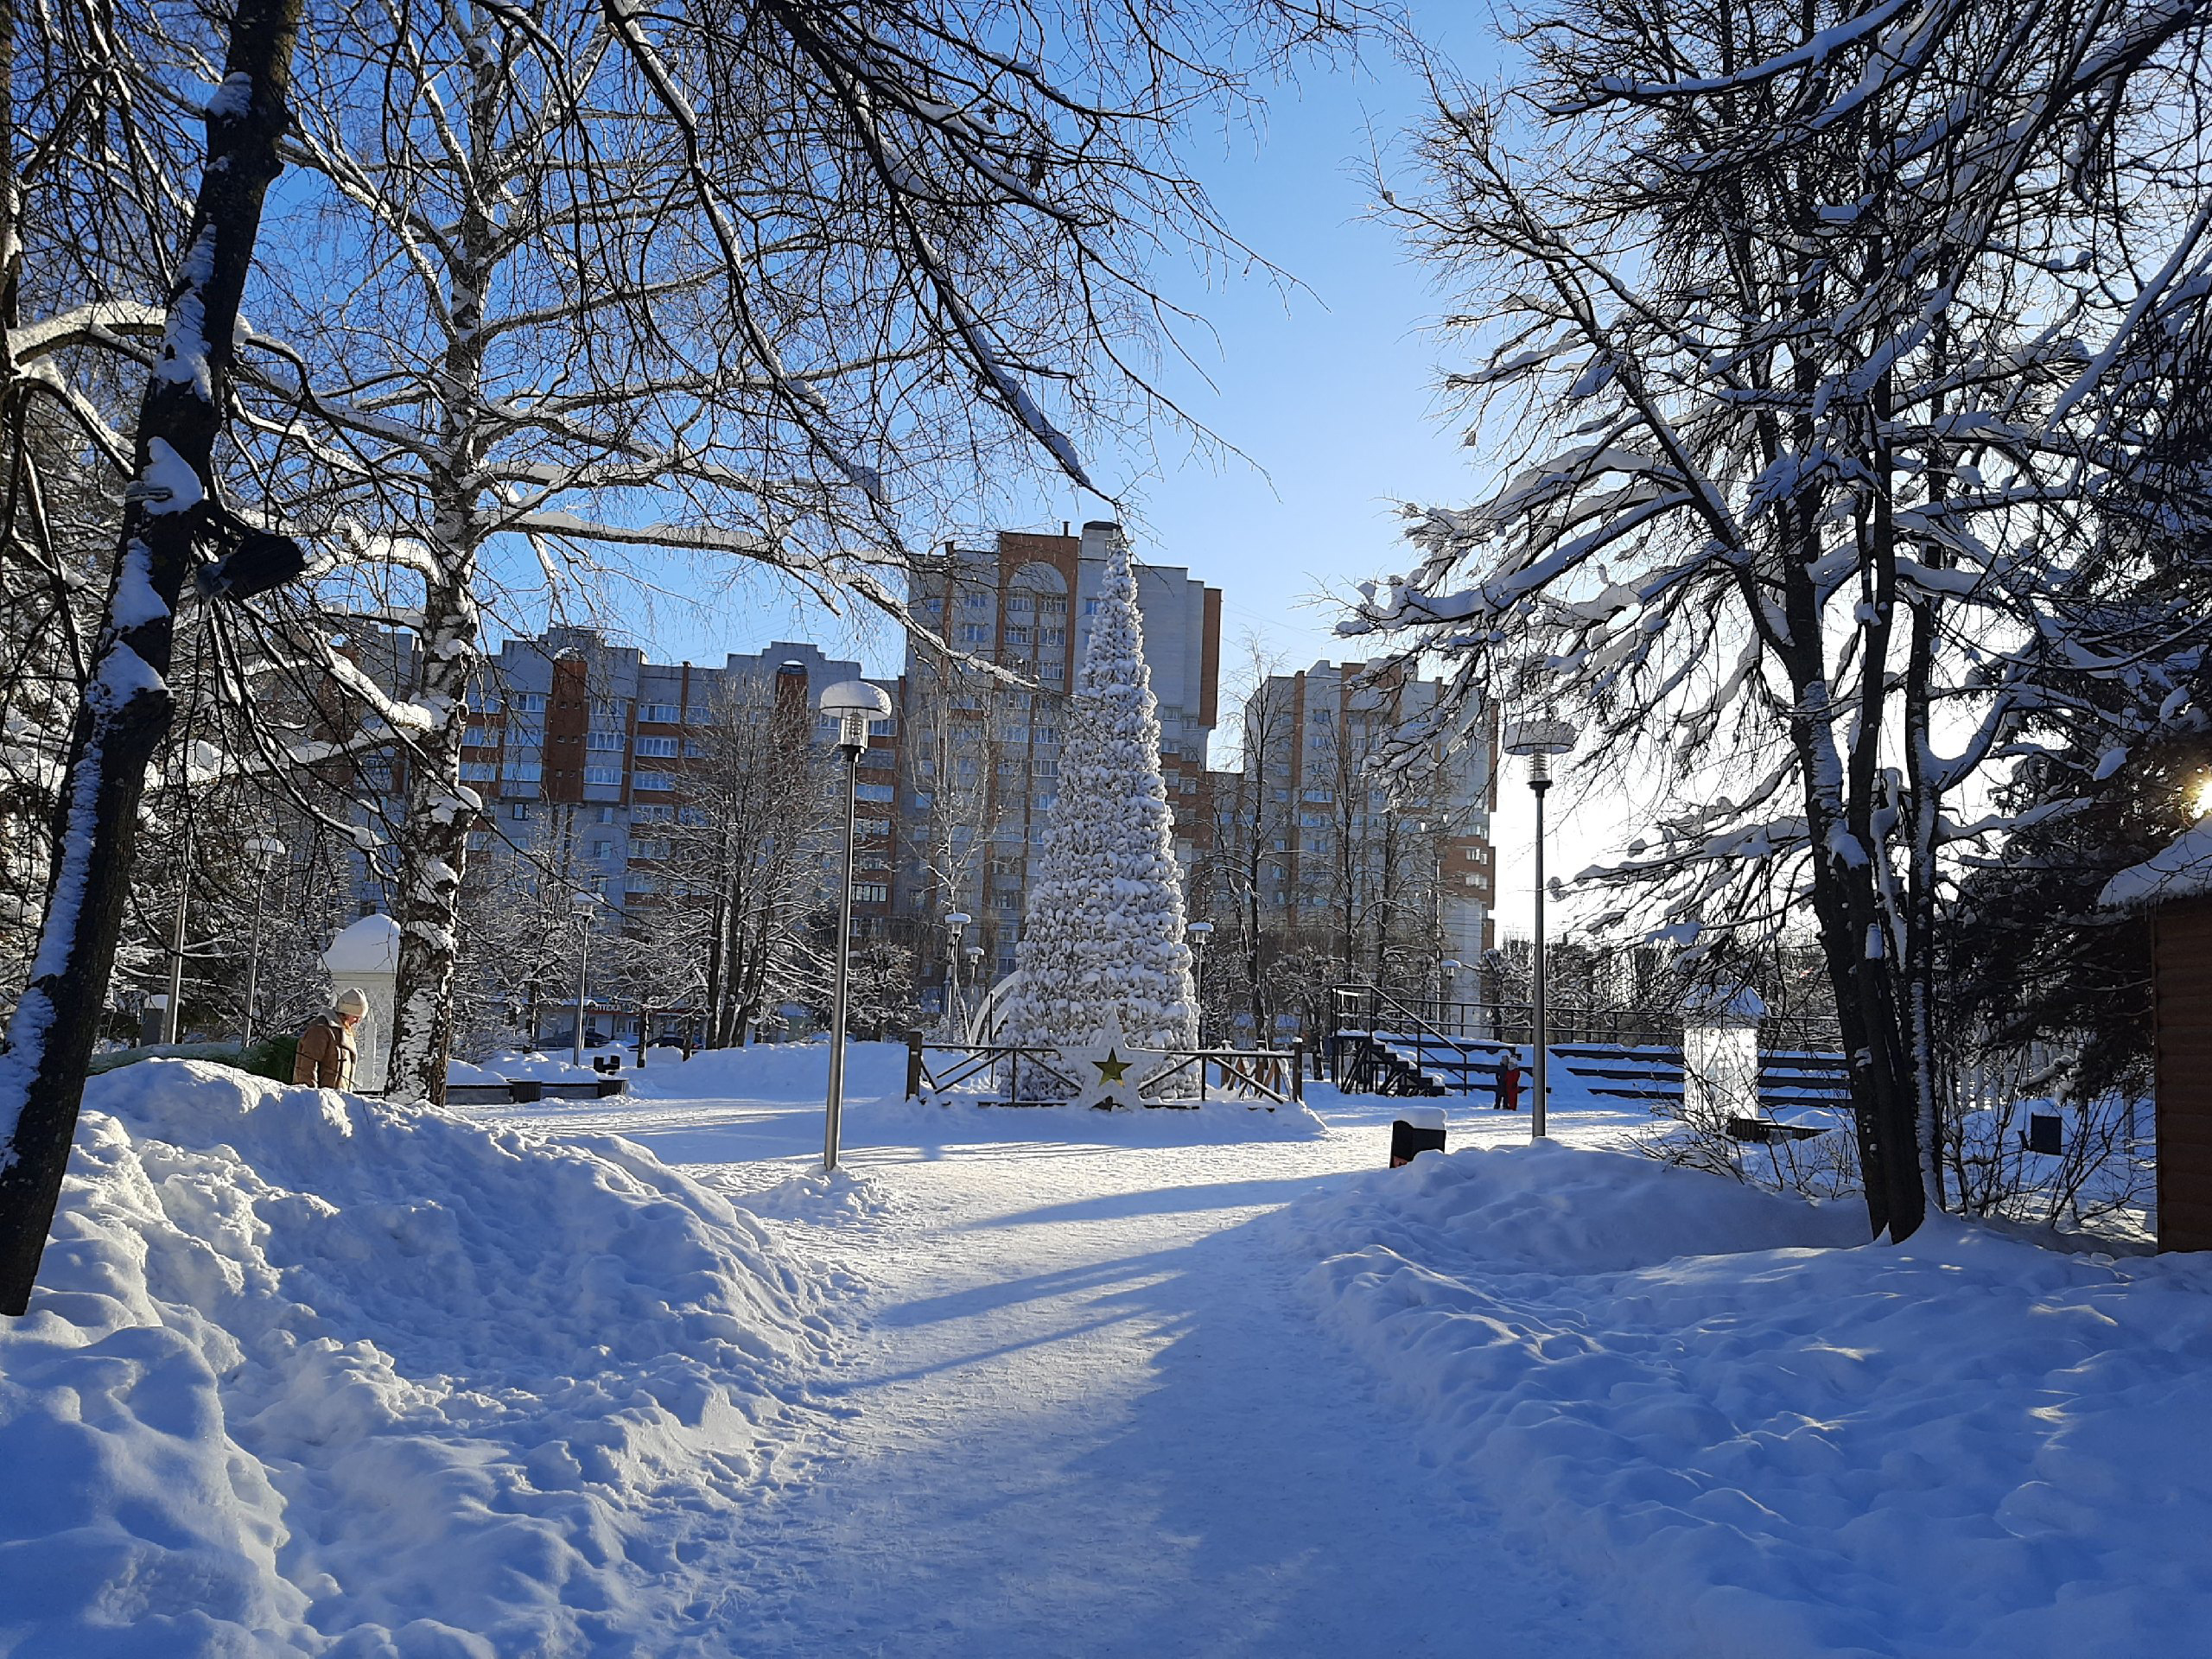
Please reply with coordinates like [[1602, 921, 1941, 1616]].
[[294, 988, 367, 1088]]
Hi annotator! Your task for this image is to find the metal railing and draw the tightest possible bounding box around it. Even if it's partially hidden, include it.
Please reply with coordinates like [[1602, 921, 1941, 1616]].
[[904, 1034, 1302, 1109]]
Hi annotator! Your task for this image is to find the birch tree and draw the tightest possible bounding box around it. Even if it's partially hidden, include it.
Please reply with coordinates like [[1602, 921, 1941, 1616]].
[[1346, 0, 2212, 1240], [0, 0, 305, 1313]]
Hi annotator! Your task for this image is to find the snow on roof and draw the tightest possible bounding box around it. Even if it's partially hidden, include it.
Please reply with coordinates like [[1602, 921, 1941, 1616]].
[[1685, 983, 1767, 1026], [321, 911, 402, 973], [2099, 822, 2212, 911]]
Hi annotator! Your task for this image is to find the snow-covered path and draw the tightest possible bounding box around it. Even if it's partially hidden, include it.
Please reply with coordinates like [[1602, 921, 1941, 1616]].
[[513, 1080, 1654, 1657]]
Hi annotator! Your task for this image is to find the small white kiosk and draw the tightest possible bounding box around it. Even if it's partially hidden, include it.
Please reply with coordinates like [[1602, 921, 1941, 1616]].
[[321, 912, 401, 1092]]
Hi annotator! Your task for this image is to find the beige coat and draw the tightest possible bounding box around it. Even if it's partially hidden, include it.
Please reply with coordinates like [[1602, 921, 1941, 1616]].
[[293, 1014, 358, 1089]]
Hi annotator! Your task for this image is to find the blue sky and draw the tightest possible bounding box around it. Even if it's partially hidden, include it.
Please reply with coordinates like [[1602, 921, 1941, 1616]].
[[551, 16, 1622, 941]]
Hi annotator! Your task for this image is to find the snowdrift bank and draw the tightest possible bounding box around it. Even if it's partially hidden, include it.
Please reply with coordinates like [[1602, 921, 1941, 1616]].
[[1286, 1141, 2212, 1658], [0, 1061, 824, 1656]]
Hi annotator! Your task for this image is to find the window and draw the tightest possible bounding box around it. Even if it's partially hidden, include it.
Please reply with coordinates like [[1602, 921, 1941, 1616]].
[[993, 890, 1020, 910], [958, 624, 991, 645], [1032, 758, 1058, 778], [1007, 594, 1034, 613], [683, 740, 704, 759], [1042, 663, 1065, 682], [516, 693, 548, 714], [592, 697, 627, 719], [855, 817, 890, 837], [1038, 596, 1066, 616], [854, 882, 888, 904], [855, 782, 896, 803], [632, 771, 674, 791], [685, 704, 712, 723], [626, 874, 662, 895], [1005, 626, 1031, 645], [677, 806, 708, 826], [632, 840, 671, 861], [585, 766, 624, 785], [1084, 598, 1100, 615], [634, 803, 675, 822], [1300, 811, 1329, 828], [1040, 627, 1065, 647], [639, 702, 679, 723], [860, 747, 893, 767], [592, 839, 614, 859], [587, 730, 624, 751], [1033, 726, 1059, 746], [634, 735, 679, 758], [508, 804, 531, 822], [1303, 787, 1334, 803], [460, 761, 499, 783], [502, 760, 543, 783], [962, 592, 990, 612], [1310, 708, 1334, 726]]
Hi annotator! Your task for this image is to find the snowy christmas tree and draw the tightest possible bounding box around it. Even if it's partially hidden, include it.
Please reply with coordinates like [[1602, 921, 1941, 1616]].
[[1002, 527, 1198, 1058]]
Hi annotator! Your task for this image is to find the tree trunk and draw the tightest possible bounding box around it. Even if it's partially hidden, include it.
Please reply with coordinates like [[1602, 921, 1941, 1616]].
[[0, 0, 303, 1314], [382, 28, 498, 1106]]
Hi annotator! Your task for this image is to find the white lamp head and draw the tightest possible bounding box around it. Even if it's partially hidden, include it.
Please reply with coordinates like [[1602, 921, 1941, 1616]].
[[245, 835, 285, 860], [821, 680, 893, 753], [1503, 717, 1576, 786]]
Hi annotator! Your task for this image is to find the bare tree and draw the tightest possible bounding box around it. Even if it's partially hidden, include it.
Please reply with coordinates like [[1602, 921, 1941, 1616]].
[[669, 671, 832, 1048], [1347, 0, 2212, 1242], [0, 0, 305, 1313]]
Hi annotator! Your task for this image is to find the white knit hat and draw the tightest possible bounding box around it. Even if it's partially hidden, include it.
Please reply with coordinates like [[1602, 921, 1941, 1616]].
[[334, 987, 370, 1019]]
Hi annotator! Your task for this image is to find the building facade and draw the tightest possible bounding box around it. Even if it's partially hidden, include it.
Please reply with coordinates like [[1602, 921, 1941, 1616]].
[[438, 627, 899, 925], [1205, 658, 1496, 991]]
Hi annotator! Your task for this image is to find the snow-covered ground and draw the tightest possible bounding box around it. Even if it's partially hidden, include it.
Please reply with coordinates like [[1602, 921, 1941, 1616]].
[[1288, 1143, 2212, 1657], [8, 1043, 2207, 1656], [0, 1060, 828, 1656]]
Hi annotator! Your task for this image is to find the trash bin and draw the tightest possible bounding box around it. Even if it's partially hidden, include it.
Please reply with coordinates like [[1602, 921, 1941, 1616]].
[[1390, 1104, 1448, 1167]]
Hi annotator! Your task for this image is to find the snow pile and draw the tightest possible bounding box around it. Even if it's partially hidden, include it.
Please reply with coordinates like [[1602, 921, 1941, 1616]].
[[1287, 1141, 2212, 1656], [0, 1060, 824, 1655], [627, 1040, 908, 1103], [479, 1047, 601, 1082]]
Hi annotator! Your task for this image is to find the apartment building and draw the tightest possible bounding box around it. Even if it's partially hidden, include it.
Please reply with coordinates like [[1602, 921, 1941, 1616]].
[[894, 520, 1222, 1007], [434, 627, 899, 926], [1208, 658, 1496, 969]]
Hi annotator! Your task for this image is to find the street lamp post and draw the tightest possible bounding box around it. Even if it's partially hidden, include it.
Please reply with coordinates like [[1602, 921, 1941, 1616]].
[[1440, 959, 1464, 1037], [162, 822, 192, 1045], [944, 911, 971, 1039], [1186, 921, 1213, 1046], [569, 891, 598, 1068], [820, 679, 893, 1173], [1503, 717, 1577, 1139], [239, 835, 285, 1050]]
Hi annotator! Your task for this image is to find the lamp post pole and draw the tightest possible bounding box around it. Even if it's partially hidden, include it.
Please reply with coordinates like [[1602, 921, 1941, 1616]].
[[239, 835, 285, 1050], [820, 680, 893, 1173], [1530, 758, 1552, 1138], [944, 911, 970, 1040], [162, 823, 191, 1045], [1503, 718, 1576, 1141], [570, 893, 596, 1068]]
